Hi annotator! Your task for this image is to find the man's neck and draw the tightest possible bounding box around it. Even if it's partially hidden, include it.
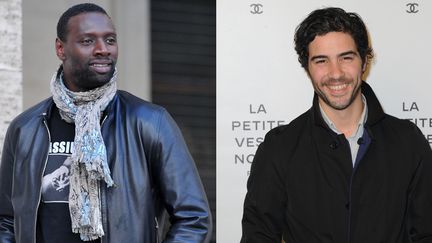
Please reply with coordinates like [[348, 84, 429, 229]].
[[320, 94, 364, 137]]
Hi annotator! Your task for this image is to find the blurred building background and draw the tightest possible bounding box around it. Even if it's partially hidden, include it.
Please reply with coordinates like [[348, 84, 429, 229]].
[[1, 0, 215, 241], [150, 1, 215, 241], [0, 0, 22, 160]]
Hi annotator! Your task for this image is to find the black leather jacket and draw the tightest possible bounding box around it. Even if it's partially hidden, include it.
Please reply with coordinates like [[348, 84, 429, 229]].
[[0, 90, 212, 243]]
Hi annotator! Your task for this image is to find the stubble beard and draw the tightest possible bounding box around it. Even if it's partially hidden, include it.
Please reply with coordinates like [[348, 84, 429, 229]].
[[72, 61, 116, 91], [313, 77, 361, 111]]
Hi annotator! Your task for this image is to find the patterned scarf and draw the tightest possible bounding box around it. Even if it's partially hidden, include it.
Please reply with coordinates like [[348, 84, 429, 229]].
[[50, 67, 117, 241]]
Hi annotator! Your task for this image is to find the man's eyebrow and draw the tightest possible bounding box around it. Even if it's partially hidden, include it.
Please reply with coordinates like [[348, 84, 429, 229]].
[[310, 55, 327, 62], [339, 51, 358, 57], [79, 31, 117, 36]]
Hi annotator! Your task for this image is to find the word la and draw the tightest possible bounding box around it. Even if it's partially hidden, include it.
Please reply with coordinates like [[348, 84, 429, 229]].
[[402, 102, 419, 112], [249, 104, 266, 114]]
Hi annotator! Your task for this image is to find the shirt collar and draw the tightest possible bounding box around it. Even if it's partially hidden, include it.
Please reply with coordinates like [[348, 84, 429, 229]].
[[319, 94, 368, 138]]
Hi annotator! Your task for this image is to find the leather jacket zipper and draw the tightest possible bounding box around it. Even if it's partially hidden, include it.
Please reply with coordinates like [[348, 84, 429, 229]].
[[100, 114, 108, 243], [99, 183, 105, 243], [34, 113, 52, 243], [155, 217, 160, 243]]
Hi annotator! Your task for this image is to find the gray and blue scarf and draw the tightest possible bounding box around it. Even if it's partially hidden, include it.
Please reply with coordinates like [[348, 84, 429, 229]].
[[50, 67, 117, 241]]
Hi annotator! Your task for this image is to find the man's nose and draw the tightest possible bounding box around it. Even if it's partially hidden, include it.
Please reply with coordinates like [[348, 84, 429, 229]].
[[94, 39, 110, 56], [328, 61, 343, 79]]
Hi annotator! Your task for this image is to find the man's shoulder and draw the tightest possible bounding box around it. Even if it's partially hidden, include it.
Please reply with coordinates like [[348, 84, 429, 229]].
[[114, 90, 170, 124], [380, 113, 421, 134], [263, 110, 311, 144], [8, 97, 53, 128], [115, 90, 166, 114], [377, 113, 428, 147]]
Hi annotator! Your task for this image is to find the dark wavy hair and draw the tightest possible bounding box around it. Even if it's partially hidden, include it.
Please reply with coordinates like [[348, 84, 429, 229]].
[[294, 7, 373, 70], [57, 3, 109, 42]]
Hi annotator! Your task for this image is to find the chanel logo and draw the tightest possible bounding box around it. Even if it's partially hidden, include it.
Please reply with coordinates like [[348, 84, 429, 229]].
[[250, 4, 263, 14], [406, 3, 419, 13]]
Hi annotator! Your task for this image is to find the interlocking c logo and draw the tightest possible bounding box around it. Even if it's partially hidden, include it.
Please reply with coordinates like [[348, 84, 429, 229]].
[[250, 4, 263, 14], [406, 3, 419, 13]]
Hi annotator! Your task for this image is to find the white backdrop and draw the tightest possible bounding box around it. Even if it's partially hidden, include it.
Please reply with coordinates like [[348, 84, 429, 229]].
[[217, 0, 432, 242]]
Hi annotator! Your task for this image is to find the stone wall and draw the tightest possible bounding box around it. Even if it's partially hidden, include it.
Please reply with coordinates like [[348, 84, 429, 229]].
[[0, 0, 22, 158]]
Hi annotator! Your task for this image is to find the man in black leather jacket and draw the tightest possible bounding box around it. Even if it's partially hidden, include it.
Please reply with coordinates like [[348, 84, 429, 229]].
[[0, 3, 211, 243]]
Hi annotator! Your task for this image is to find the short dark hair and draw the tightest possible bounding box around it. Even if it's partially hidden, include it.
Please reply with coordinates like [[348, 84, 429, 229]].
[[294, 7, 373, 70], [57, 3, 109, 42]]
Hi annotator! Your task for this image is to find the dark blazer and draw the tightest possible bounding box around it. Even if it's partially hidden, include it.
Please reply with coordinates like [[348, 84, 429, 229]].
[[241, 82, 432, 243], [0, 90, 212, 243]]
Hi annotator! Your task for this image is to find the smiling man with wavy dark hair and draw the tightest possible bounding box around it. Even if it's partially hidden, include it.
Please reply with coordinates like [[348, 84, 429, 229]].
[[241, 7, 432, 243]]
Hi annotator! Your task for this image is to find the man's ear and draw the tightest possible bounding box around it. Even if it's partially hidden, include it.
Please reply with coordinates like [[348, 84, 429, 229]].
[[55, 38, 66, 61], [361, 57, 369, 72]]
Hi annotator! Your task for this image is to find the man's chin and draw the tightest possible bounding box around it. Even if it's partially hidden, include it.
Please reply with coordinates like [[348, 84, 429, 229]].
[[88, 78, 112, 89], [81, 75, 113, 90], [326, 98, 354, 110], [72, 68, 115, 91], [89, 70, 114, 84], [319, 95, 351, 111]]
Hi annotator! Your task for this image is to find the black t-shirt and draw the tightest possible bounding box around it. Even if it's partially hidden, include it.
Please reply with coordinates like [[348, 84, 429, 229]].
[[36, 107, 100, 243]]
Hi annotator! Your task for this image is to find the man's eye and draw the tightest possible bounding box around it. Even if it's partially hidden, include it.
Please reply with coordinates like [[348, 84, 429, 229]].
[[81, 39, 93, 45], [342, 56, 354, 62], [314, 59, 326, 64], [106, 37, 117, 44]]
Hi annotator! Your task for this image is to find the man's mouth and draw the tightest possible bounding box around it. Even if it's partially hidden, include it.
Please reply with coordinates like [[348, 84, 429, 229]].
[[327, 83, 348, 91], [322, 79, 353, 97], [89, 62, 112, 74]]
